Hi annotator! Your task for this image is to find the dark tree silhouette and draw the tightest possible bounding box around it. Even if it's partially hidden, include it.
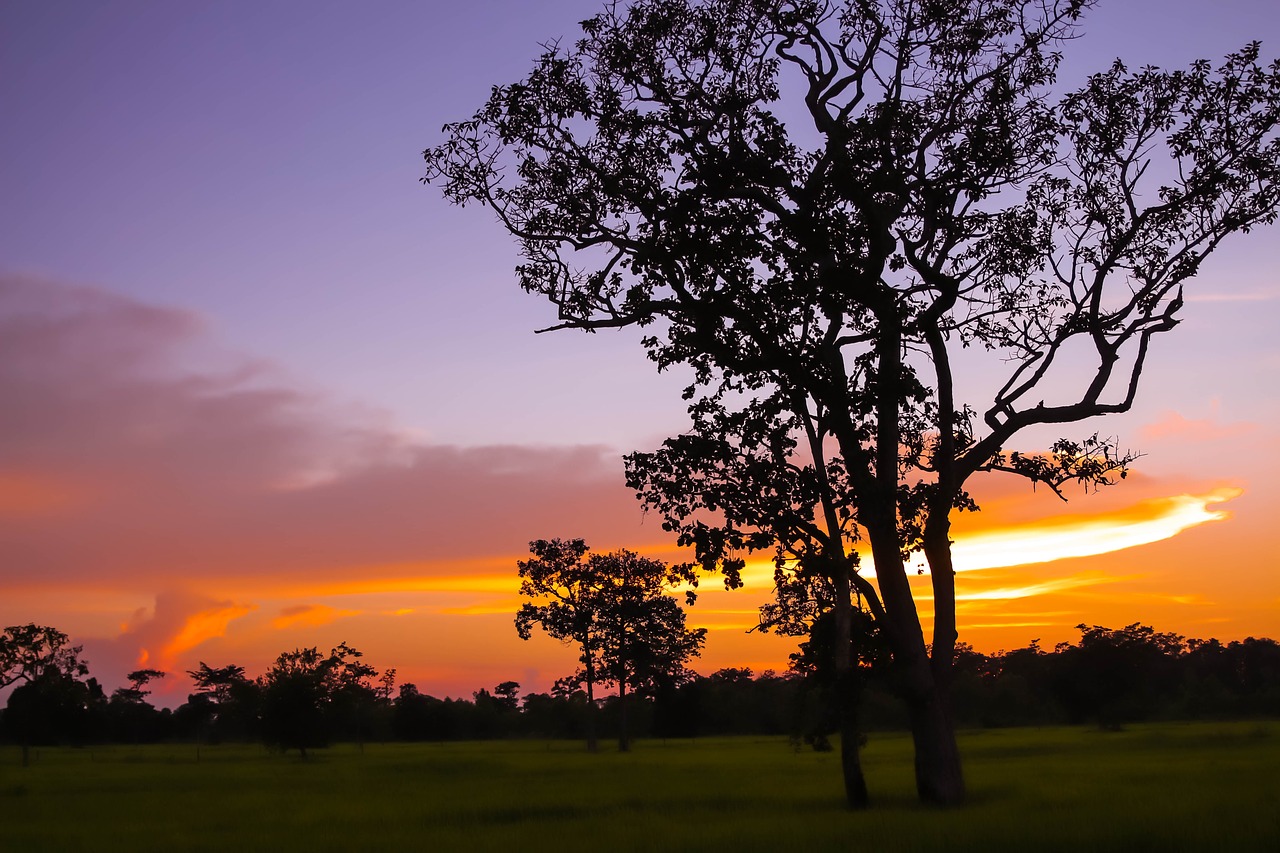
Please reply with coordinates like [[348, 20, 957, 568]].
[[4, 669, 106, 762], [258, 643, 378, 758], [1053, 622, 1186, 728], [112, 668, 166, 704], [425, 0, 1280, 805], [493, 681, 522, 712], [592, 553, 707, 751], [1, 624, 89, 689], [187, 662, 258, 742], [107, 668, 168, 744], [516, 539, 705, 751], [516, 538, 606, 750], [1, 624, 94, 765]]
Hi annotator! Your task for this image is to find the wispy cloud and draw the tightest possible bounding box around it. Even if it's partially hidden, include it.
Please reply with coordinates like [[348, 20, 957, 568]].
[[437, 603, 522, 617], [1141, 401, 1256, 442], [271, 604, 361, 630], [1183, 291, 1278, 303], [953, 574, 1130, 602]]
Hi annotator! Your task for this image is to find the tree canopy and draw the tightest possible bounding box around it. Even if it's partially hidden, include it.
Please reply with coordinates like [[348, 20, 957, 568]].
[[425, 0, 1280, 805], [1, 623, 89, 689], [516, 539, 706, 750], [258, 643, 382, 758]]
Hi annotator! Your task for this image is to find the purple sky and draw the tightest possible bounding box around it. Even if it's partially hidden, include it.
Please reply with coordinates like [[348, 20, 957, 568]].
[[3, 0, 1274, 451]]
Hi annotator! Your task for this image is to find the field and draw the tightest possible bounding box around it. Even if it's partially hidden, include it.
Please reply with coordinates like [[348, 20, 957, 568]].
[[3, 722, 1277, 852]]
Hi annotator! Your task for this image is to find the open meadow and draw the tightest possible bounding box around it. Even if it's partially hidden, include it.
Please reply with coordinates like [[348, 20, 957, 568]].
[[2, 722, 1277, 852]]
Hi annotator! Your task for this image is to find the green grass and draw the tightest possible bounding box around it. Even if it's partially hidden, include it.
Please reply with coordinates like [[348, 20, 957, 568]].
[[3, 722, 1277, 851]]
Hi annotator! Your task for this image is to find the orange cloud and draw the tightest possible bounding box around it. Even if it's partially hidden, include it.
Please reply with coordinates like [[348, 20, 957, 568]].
[[271, 603, 363, 630], [161, 602, 257, 662]]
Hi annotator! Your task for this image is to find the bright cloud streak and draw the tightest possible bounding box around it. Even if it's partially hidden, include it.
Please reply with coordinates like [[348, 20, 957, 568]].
[[730, 487, 1239, 590], [943, 488, 1240, 573], [952, 575, 1130, 602]]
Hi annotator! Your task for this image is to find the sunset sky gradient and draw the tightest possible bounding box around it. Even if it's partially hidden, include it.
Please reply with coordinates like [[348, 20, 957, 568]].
[[2, 0, 1278, 704]]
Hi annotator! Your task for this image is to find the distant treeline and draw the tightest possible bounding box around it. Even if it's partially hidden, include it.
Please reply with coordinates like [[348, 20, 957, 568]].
[[2, 623, 1277, 754]]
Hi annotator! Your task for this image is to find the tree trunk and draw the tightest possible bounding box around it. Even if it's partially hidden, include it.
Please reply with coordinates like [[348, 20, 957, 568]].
[[916, 522, 964, 805], [906, 670, 964, 806], [836, 670, 869, 809], [865, 521, 965, 806], [584, 644, 598, 753], [617, 678, 630, 752], [830, 560, 870, 809]]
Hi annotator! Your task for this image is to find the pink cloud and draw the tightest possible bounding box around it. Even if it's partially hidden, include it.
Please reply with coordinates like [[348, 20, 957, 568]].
[[1141, 405, 1256, 442], [0, 275, 658, 598]]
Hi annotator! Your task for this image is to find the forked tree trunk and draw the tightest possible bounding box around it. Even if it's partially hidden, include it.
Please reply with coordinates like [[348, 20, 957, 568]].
[[866, 521, 965, 806]]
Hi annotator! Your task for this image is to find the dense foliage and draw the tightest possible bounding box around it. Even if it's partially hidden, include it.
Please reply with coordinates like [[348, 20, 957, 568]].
[[3, 622, 1277, 750]]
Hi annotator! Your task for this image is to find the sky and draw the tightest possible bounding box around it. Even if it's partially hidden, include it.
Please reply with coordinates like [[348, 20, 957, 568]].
[[2, 0, 1278, 705]]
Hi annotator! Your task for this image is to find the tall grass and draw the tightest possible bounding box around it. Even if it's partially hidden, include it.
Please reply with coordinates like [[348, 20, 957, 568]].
[[3, 722, 1276, 851]]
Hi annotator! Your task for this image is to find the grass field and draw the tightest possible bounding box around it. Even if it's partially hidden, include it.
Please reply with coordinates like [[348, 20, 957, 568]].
[[2, 722, 1277, 852]]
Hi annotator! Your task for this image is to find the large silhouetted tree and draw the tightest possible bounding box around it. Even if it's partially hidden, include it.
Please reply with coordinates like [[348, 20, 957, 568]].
[[426, 0, 1280, 805], [516, 539, 705, 751]]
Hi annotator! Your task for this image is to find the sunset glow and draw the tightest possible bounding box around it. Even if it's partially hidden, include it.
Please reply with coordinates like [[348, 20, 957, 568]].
[[2, 0, 1278, 705]]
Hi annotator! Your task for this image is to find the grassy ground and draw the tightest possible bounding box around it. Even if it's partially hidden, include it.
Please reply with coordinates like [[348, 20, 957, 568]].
[[2, 722, 1277, 852]]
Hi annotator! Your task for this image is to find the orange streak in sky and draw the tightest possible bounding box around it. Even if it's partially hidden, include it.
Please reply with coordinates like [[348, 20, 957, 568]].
[[159, 603, 256, 664], [271, 604, 361, 629]]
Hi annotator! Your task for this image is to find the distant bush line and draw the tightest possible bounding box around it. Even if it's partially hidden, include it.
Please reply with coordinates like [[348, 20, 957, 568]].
[[2, 623, 1277, 753]]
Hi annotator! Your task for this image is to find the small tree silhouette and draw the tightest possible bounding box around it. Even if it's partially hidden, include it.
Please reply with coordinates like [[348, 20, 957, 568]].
[[516, 539, 705, 751]]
